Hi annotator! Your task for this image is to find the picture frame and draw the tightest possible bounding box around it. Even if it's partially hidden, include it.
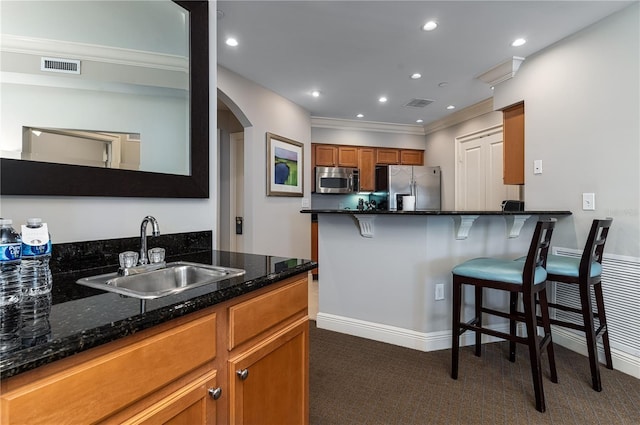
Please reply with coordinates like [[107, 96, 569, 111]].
[[266, 132, 304, 197]]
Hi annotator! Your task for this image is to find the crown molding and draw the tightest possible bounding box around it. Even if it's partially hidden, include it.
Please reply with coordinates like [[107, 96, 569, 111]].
[[423, 98, 495, 135], [1, 34, 187, 72], [311, 116, 425, 136]]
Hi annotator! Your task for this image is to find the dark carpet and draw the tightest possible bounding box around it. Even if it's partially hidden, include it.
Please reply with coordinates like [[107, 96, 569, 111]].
[[309, 321, 640, 425]]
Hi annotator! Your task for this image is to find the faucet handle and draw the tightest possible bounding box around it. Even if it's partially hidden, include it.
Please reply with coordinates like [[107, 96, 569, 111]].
[[148, 247, 165, 264], [119, 251, 139, 269]]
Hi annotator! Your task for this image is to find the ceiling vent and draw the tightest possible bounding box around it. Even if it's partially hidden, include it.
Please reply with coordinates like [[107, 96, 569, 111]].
[[403, 98, 434, 108], [41, 57, 81, 74]]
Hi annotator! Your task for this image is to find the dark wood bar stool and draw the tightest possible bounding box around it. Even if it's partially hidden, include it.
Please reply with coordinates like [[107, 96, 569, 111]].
[[545, 218, 613, 392], [451, 219, 557, 413]]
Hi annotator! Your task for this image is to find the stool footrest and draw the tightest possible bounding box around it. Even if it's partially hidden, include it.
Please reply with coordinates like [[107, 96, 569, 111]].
[[546, 301, 601, 319], [459, 321, 528, 345], [595, 323, 607, 338], [459, 317, 480, 336]]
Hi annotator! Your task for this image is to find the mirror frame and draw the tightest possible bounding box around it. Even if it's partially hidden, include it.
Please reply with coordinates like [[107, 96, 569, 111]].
[[0, 0, 209, 198]]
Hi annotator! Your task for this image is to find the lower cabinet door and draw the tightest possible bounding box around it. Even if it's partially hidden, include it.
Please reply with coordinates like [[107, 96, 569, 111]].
[[228, 318, 309, 425], [123, 370, 219, 425]]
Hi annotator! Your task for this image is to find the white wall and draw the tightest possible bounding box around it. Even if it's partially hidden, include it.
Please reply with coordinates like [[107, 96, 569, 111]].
[[311, 125, 425, 149], [0, 5, 219, 245], [217, 66, 312, 258], [493, 3, 639, 258], [424, 111, 503, 210]]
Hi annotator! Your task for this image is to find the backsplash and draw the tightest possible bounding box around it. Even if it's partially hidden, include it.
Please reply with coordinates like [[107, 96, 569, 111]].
[[50, 231, 212, 274]]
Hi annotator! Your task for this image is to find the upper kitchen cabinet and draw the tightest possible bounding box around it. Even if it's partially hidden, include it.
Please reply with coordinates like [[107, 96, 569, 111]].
[[503, 102, 525, 185], [376, 148, 400, 165], [358, 148, 376, 191], [314, 144, 338, 167], [313, 144, 358, 167], [400, 149, 424, 166], [337, 146, 359, 167]]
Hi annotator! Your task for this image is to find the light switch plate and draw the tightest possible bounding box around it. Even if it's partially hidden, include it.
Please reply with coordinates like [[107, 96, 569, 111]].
[[533, 160, 543, 175], [582, 193, 595, 210], [301, 198, 310, 208]]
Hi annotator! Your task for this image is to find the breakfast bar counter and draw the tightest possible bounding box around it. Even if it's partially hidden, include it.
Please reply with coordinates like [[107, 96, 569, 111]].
[[303, 209, 571, 352]]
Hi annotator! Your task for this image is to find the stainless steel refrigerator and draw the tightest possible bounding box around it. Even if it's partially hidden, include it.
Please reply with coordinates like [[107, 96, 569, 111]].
[[385, 165, 441, 210]]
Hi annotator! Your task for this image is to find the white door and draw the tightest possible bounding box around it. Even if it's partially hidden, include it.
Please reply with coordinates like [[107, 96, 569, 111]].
[[456, 126, 520, 210]]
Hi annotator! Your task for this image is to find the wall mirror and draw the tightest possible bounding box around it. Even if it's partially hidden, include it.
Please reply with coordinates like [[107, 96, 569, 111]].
[[0, 0, 209, 198]]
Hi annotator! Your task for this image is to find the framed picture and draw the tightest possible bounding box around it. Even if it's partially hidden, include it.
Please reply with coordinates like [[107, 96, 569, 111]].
[[266, 132, 303, 197]]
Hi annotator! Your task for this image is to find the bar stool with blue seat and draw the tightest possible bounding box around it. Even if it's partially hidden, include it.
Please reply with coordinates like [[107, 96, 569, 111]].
[[451, 219, 557, 413], [545, 218, 613, 392]]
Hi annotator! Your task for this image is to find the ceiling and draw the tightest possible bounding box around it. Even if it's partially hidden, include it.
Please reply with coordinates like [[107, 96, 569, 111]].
[[216, 1, 633, 128]]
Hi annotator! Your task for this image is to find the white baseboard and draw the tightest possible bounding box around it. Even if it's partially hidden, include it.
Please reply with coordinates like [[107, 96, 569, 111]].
[[315, 313, 640, 380], [316, 313, 512, 352], [551, 326, 640, 379]]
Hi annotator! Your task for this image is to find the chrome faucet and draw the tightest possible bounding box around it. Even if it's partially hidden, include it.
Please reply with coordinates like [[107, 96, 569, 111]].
[[139, 216, 160, 265]]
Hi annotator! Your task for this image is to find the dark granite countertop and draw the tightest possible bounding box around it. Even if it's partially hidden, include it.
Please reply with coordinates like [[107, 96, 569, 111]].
[[301, 209, 572, 215], [1, 249, 316, 379]]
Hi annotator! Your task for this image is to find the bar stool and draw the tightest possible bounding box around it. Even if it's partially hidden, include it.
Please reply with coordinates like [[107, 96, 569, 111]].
[[545, 218, 613, 391], [451, 219, 557, 413]]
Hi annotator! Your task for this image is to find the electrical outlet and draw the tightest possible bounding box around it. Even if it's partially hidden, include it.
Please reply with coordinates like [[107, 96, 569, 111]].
[[435, 283, 445, 301], [582, 193, 595, 210], [301, 198, 310, 209]]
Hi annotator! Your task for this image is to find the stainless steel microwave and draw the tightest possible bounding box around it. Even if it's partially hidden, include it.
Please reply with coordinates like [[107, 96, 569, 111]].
[[315, 167, 359, 194]]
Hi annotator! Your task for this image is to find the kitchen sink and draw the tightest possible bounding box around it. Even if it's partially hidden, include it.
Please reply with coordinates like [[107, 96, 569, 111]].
[[77, 261, 246, 300]]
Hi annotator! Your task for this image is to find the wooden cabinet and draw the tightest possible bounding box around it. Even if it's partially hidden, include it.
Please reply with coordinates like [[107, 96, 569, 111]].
[[228, 319, 308, 425], [400, 149, 424, 165], [314, 144, 358, 167], [337, 146, 358, 167], [0, 276, 309, 425], [503, 102, 525, 185], [312, 143, 425, 179], [0, 313, 218, 425], [124, 371, 219, 425], [227, 277, 309, 425], [376, 148, 400, 165], [358, 148, 376, 191], [314, 144, 337, 166]]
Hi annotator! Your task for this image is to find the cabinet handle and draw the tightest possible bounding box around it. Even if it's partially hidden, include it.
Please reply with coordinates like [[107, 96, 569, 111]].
[[208, 387, 222, 400], [236, 368, 249, 380]]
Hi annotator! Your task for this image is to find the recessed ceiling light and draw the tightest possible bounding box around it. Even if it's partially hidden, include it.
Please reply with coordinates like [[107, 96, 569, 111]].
[[416, 119, 424, 123], [422, 20, 438, 31], [511, 38, 526, 47], [446, 105, 455, 110], [438, 82, 448, 88], [311, 90, 320, 97], [410, 73, 422, 80], [378, 96, 388, 103], [225, 37, 238, 47], [356, 113, 364, 118]]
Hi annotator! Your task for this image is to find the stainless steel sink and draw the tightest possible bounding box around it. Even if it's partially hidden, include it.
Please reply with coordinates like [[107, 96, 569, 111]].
[[77, 261, 246, 300]]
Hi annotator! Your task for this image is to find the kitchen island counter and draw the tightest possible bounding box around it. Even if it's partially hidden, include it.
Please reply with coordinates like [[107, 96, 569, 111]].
[[307, 210, 571, 353]]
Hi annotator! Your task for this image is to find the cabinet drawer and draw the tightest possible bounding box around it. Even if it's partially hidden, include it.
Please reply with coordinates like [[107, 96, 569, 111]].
[[1, 314, 217, 425], [229, 278, 307, 350]]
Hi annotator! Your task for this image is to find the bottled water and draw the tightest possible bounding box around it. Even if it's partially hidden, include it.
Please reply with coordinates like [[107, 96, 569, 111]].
[[20, 292, 52, 346], [20, 218, 52, 296], [0, 218, 22, 352]]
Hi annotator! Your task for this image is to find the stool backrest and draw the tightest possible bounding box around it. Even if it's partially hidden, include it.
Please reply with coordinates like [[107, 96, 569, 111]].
[[523, 219, 556, 291], [580, 218, 613, 278]]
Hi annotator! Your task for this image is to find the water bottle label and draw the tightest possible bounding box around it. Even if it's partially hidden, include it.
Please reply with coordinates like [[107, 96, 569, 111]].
[[21, 241, 52, 256], [0, 243, 21, 262], [21, 224, 51, 256]]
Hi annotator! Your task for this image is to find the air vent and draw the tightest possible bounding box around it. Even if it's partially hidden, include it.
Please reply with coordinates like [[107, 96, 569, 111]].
[[41, 57, 81, 74], [403, 98, 434, 108]]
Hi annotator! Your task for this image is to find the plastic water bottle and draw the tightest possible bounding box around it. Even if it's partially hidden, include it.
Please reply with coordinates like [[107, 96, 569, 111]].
[[20, 218, 53, 296], [0, 218, 22, 352]]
